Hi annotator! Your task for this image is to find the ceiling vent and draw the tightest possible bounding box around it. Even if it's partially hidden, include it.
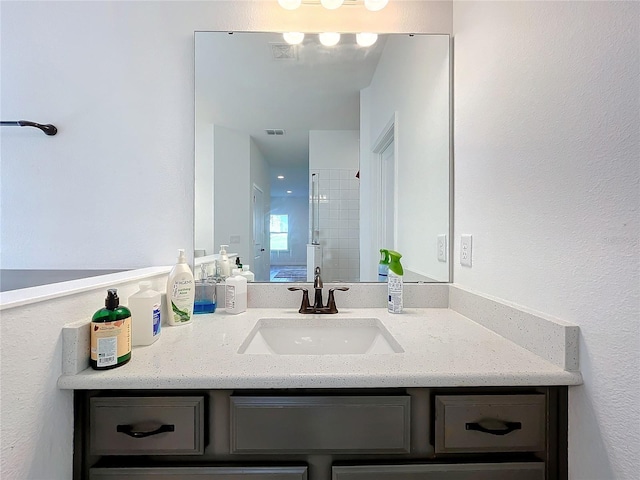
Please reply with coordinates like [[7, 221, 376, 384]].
[[265, 129, 286, 136], [270, 43, 297, 60]]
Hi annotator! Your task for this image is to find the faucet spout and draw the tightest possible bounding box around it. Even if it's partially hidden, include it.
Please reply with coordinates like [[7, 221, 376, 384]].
[[313, 266, 324, 309]]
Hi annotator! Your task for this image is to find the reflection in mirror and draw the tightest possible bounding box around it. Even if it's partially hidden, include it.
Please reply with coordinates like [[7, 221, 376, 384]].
[[195, 32, 450, 283]]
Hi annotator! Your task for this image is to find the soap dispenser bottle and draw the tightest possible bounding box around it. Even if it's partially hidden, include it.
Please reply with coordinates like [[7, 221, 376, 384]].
[[90, 289, 132, 370], [166, 249, 195, 325], [219, 245, 231, 279]]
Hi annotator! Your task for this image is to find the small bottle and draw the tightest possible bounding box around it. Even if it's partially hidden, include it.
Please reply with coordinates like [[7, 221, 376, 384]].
[[166, 249, 195, 326], [378, 249, 390, 282], [225, 274, 247, 314], [241, 265, 255, 282], [235, 256, 243, 269], [194, 264, 217, 314], [387, 250, 404, 314], [90, 289, 132, 370], [128, 281, 162, 346], [219, 245, 231, 279]]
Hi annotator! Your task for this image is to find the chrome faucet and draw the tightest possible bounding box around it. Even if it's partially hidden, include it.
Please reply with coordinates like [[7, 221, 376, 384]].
[[288, 267, 349, 314]]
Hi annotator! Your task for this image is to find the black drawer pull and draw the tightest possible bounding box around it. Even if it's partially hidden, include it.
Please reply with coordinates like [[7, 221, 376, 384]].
[[465, 420, 522, 436], [116, 424, 175, 438]]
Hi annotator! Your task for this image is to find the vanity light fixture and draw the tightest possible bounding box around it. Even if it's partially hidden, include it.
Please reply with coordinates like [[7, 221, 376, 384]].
[[319, 32, 341, 47], [283, 32, 305, 45], [277, 0, 388, 12], [363, 0, 388, 11], [356, 32, 378, 47], [278, 0, 302, 10], [320, 0, 344, 9]]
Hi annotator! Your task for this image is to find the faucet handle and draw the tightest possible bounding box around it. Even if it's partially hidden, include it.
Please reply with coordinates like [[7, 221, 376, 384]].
[[326, 287, 350, 314], [287, 287, 310, 313]]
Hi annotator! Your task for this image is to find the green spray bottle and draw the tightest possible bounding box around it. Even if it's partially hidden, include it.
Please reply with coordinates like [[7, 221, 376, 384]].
[[387, 250, 404, 313], [378, 249, 390, 282]]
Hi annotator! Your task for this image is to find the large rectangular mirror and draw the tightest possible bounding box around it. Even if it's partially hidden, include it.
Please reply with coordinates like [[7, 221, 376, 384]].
[[195, 32, 451, 283]]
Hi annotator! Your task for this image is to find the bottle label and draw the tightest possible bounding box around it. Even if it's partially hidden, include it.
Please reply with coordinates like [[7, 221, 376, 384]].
[[225, 284, 236, 310], [152, 304, 161, 336], [170, 278, 194, 323], [388, 272, 403, 313], [91, 318, 131, 366]]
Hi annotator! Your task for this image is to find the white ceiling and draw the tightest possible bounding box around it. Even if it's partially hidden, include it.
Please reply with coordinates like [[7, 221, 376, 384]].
[[196, 32, 387, 176]]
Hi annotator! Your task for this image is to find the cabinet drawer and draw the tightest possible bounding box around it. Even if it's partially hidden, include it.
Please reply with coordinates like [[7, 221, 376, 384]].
[[90, 396, 205, 455], [434, 394, 546, 453], [230, 395, 410, 453], [90, 466, 307, 480], [332, 462, 545, 480]]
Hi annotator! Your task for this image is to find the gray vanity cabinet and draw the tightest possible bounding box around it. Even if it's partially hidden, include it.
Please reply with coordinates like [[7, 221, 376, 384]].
[[89, 466, 308, 480], [332, 463, 545, 480], [75, 387, 566, 480]]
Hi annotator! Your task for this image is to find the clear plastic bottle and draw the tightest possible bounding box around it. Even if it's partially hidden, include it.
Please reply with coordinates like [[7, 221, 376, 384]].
[[166, 249, 195, 325], [128, 281, 162, 346], [218, 245, 231, 279], [225, 274, 247, 314], [194, 264, 217, 314]]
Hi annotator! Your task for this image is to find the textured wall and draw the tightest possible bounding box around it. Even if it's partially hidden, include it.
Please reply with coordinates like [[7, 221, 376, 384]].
[[0, 2, 452, 479], [453, 2, 639, 479]]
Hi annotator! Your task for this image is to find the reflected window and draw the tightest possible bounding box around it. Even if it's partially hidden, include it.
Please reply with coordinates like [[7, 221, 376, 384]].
[[270, 214, 289, 251]]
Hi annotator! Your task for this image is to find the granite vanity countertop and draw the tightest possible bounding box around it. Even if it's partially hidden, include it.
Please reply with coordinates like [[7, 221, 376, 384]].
[[57, 308, 582, 390]]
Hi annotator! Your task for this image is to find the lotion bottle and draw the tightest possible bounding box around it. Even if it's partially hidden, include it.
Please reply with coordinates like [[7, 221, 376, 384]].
[[128, 281, 162, 346], [387, 250, 404, 313], [166, 249, 195, 325], [90, 289, 132, 370]]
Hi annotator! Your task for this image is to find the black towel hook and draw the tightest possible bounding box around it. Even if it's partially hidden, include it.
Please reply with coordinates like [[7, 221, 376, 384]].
[[1, 120, 57, 136]]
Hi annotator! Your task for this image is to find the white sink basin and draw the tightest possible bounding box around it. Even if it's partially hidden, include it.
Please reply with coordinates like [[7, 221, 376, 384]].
[[238, 318, 404, 355]]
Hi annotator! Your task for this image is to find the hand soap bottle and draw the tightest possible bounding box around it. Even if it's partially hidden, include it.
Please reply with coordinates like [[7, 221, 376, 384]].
[[90, 289, 132, 370], [166, 249, 195, 325], [194, 264, 217, 314], [387, 250, 404, 313]]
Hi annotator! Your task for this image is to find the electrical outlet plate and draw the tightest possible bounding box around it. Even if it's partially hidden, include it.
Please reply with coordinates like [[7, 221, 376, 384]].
[[230, 234, 241, 244], [460, 235, 472, 267], [437, 234, 447, 262]]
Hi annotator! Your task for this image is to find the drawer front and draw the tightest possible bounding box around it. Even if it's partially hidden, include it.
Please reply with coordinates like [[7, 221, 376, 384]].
[[332, 462, 545, 480], [230, 395, 411, 453], [435, 394, 546, 453], [90, 396, 205, 455], [90, 466, 308, 480]]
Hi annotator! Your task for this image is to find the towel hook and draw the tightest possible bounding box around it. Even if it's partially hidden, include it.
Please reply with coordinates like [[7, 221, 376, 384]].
[[1, 120, 57, 136]]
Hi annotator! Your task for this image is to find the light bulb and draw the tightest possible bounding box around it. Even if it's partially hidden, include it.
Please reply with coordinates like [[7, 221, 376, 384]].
[[320, 0, 344, 10], [319, 32, 340, 47], [278, 0, 302, 10], [356, 33, 378, 47], [364, 0, 388, 12], [283, 32, 305, 45]]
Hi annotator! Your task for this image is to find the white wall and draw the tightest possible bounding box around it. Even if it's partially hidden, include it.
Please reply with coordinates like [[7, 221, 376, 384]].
[[195, 122, 215, 254], [213, 125, 251, 260], [0, 3, 451, 478], [361, 34, 450, 282], [453, 2, 640, 479]]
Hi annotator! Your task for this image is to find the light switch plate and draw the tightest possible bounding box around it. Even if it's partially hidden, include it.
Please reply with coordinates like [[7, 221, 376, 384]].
[[460, 235, 472, 267], [437, 234, 447, 262], [230, 234, 241, 244]]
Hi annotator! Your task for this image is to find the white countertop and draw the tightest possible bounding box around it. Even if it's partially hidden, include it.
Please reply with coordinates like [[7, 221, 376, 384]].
[[57, 308, 582, 390]]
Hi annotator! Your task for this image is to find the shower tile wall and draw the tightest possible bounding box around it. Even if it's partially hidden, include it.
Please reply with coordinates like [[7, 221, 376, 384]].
[[310, 168, 360, 282]]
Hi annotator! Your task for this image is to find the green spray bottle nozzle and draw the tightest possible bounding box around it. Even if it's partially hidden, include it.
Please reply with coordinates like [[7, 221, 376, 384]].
[[379, 249, 390, 265], [388, 250, 404, 276]]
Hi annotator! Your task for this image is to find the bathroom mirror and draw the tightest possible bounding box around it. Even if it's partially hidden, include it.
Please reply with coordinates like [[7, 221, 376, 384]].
[[195, 32, 451, 283]]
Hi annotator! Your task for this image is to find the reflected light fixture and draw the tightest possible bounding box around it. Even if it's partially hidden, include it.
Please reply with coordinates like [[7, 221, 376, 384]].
[[356, 32, 378, 47], [283, 32, 305, 45], [278, 0, 302, 10], [277, 175, 285, 179], [320, 0, 344, 10], [286, 190, 293, 194], [319, 32, 340, 47], [364, 0, 388, 11]]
